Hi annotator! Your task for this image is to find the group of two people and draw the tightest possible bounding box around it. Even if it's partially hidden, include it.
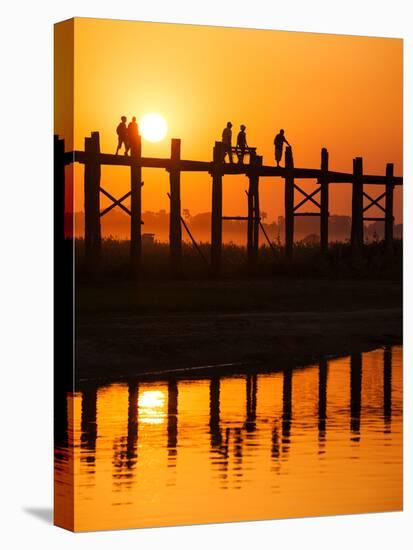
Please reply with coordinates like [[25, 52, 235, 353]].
[[222, 122, 249, 165], [222, 121, 291, 167], [115, 116, 140, 156]]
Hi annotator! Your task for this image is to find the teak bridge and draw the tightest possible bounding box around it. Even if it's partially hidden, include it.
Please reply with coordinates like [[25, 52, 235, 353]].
[[54, 132, 403, 276]]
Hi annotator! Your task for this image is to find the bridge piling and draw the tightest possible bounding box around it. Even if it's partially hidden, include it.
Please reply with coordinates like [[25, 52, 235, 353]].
[[385, 163, 395, 257], [84, 132, 101, 277], [351, 157, 364, 261], [252, 156, 263, 270], [130, 135, 142, 276], [211, 142, 223, 276], [247, 152, 255, 270], [320, 148, 329, 254], [169, 138, 182, 276], [284, 146, 295, 260]]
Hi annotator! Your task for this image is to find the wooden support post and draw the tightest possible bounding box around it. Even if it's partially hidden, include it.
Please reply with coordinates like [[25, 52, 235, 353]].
[[320, 148, 329, 254], [247, 151, 256, 270], [211, 142, 223, 276], [351, 157, 364, 260], [169, 139, 182, 276], [252, 156, 262, 270], [84, 132, 101, 277], [385, 163, 395, 257], [130, 134, 142, 275], [284, 146, 294, 260]]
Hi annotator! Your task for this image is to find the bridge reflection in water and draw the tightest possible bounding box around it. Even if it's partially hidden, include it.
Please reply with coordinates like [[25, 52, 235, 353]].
[[54, 346, 402, 531]]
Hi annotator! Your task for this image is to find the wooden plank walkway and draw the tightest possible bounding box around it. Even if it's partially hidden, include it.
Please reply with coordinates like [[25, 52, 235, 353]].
[[65, 150, 402, 185]]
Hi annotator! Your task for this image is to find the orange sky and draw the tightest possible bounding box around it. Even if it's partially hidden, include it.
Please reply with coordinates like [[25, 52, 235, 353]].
[[55, 18, 403, 224]]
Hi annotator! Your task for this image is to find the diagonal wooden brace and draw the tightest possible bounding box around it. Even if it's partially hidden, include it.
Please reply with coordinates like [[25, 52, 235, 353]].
[[362, 190, 386, 214], [293, 184, 321, 211], [99, 187, 132, 217]]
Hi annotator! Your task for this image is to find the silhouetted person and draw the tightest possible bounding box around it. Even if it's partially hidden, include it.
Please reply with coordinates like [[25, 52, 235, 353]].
[[116, 116, 129, 156], [127, 116, 139, 156], [274, 129, 290, 167], [236, 124, 248, 165], [222, 121, 233, 163]]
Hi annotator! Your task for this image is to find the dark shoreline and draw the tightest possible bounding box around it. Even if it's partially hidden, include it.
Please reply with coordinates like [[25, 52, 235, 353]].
[[73, 278, 402, 386], [75, 340, 402, 389]]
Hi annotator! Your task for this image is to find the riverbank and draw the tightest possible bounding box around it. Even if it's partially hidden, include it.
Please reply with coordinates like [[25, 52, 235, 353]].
[[75, 278, 402, 383]]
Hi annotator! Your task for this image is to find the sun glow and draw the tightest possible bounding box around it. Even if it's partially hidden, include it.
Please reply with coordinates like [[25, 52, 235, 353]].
[[140, 112, 168, 142], [138, 389, 166, 424]]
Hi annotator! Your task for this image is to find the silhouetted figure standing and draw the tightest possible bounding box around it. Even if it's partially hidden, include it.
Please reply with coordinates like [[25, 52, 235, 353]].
[[236, 124, 248, 165], [127, 116, 139, 156], [222, 122, 233, 164], [116, 116, 129, 156], [274, 129, 290, 167]]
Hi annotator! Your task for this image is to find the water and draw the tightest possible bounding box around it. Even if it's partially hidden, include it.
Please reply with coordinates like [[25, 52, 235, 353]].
[[55, 346, 402, 531]]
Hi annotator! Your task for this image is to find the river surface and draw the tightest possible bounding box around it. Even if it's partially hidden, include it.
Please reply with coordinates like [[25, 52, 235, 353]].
[[55, 346, 402, 531]]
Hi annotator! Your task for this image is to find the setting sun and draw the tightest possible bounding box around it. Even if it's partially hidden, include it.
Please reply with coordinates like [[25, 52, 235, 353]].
[[140, 112, 168, 142]]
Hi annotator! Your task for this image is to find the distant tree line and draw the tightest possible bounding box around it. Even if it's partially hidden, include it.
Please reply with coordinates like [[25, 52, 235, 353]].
[[69, 210, 402, 244]]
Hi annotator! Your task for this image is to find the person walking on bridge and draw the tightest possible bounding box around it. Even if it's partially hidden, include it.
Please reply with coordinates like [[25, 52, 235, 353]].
[[222, 121, 234, 164], [116, 116, 129, 156], [236, 124, 248, 165], [127, 116, 140, 156], [274, 129, 290, 167]]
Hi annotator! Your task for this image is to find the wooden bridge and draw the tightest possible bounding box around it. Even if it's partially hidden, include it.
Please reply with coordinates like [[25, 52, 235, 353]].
[[54, 131, 403, 277]]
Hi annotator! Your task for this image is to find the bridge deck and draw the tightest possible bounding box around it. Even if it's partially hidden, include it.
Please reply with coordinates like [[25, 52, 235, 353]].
[[65, 150, 402, 186]]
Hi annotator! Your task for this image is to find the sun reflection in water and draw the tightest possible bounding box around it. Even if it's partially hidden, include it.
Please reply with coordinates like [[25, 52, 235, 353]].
[[54, 347, 402, 531], [138, 390, 166, 424]]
